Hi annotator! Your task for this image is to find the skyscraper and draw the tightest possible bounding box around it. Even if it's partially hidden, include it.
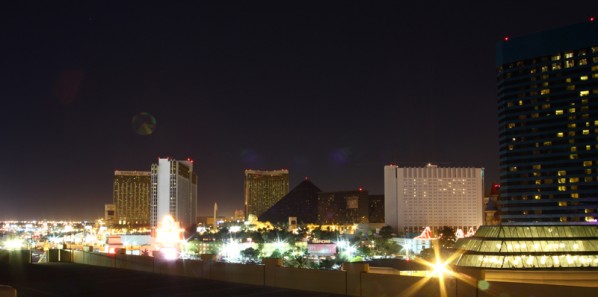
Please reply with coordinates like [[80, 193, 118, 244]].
[[244, 169, 289, 219], [150, 158, 198, 229], [384, 164, 484, 233], [497, 20, 598, 224], [113, 170, 151, 226]]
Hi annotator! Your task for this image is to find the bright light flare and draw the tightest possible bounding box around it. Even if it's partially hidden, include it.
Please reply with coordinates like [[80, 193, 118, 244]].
[[161, 247, 178, 260], [432, 260, 448, 276], [4, 239, 23, 250]]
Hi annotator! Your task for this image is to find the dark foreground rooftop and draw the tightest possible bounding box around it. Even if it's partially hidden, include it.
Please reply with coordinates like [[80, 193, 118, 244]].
[[0, 262, 343, 297]]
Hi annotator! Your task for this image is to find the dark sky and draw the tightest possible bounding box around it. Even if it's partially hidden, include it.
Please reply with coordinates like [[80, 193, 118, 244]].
[[1, 1, 597, 220]]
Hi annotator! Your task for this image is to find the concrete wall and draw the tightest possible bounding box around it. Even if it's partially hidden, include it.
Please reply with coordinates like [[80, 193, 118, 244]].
[[46, 250, 598, 297], [115, 254, 155, 273], [154, 258, 203, 278], [0, 250, 31, 265], [361, 272, 456, 297], [267, 266, 346, 295], [208, 262, 264, 286]]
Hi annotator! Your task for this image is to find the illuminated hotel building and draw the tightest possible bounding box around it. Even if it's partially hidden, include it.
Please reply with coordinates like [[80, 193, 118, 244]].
[[150, 158, 198, 229], [113, 171, 151, 226], [497, 20, 598, 224], [244, 169, 289, 219], [384, 164, 484, 233]]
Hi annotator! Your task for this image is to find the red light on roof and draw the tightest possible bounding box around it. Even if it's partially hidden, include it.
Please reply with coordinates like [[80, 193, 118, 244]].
[[503, 36, 509, 41], [358, 187, 363, 192], [304, 176, 309, 180], [591, 17, 595, 22]]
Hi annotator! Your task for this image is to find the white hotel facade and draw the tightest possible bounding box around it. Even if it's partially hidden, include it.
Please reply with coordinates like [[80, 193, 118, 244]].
[[150, 158, 198, 230], [384, 164, 484, 234]]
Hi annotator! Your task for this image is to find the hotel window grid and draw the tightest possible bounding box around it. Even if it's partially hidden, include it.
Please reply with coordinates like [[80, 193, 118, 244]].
[[498, 34, 598, 224]]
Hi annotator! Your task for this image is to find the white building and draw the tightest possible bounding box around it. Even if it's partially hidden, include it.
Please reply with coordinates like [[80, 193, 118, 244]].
[[150, 158, 198, 229], [384, 164, 483, 234]]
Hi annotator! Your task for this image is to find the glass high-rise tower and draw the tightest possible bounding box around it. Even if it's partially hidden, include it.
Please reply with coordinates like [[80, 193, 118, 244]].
[[497, 20, 598, 224]]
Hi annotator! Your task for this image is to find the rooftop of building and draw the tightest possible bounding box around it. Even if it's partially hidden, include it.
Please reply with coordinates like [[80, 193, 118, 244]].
[[455, 224, 598, 269], [496, 19, 598, 66]]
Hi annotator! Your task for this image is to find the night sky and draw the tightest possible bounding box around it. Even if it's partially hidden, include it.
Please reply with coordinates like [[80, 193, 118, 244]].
[[2, 1, 597, 220]]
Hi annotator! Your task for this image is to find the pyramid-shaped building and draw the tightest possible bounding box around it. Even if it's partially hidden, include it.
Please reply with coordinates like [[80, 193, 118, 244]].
[[259, 179, 322, 224]]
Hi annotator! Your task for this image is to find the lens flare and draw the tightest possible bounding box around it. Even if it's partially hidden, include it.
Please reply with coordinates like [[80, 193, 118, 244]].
[[131, 112, 157, 136]]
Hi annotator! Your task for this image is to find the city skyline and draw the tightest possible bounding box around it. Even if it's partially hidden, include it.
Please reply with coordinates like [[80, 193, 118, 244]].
[[2, 2, 597, 220]]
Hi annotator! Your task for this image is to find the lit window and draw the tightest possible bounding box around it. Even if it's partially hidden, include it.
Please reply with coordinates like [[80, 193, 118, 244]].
[[565, 60, 575, 68], [533, 164, 542, 170], [532, 113, 539, 118], [541, 89, 551, 95], [507, 123, 516, 128], [579, 58, 588, 66], [583, 161, 593, 167], [559, 201, 568, 206], [556, 110, 564, 115], [542, 104, 550, 109], [583, 130, 590, 135], [564, 52, 573, 59], [585, 169, 592, 174], [518, 100, 523, 106], [568, 123, 577, 128], [569, 108, 576, 113], [534, 195, 541, 200], [566, 77, 572, 83], [580, 90, 590, 96], [585, 177, 594, 182], [558, 186, 567, 191], [571, 147, 577, 152], [557, 132, 564, 138], [552, 54, 561, 61], [535, 180, 542, 185], [544, 141, 552, 146], [586, 145, 591, 150], [569, 177, 579, 183], [541, 66, 548, 72], [558, 170, 567, 176], [510, 167, 517, 172], [581, 75, 589, 81], [558, 178, 566, 184], [566, 85, 576, 91], [552, 63, 561, 70]]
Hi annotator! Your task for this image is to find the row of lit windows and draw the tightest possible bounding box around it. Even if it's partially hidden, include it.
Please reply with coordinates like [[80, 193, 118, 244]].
[[534, 177, 594, 184], [510, 162, 596, 172], [499, 46, 598, 71], [458, 254, 598, 269]]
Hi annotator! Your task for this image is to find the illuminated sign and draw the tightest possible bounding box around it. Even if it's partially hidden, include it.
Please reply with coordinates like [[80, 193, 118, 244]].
[[307, 243, 336, 256]]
